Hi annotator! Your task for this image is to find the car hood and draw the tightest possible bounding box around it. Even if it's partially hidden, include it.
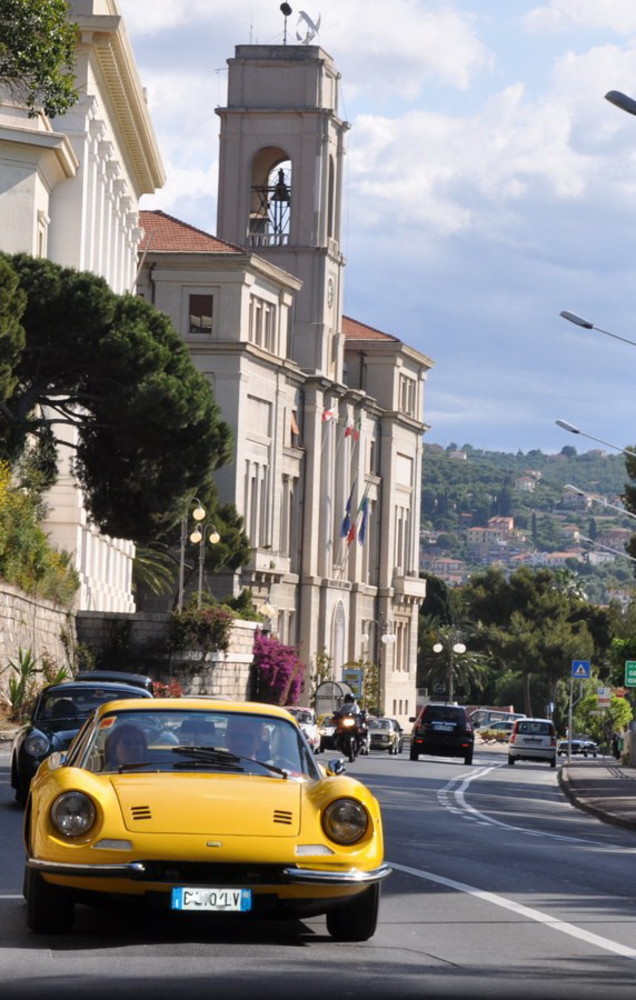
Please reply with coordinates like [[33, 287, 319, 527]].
[[110, 774, 303, 836]]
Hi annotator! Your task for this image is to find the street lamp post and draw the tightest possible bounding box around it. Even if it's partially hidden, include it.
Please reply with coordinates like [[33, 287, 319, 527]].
[[432, 636, 466, 703], [555, 419, 636, 459], [564, 484, 636, 521], [177, 500, 219, 610], [257, 600, 276, 634], [191, 521, 220, 608], [560, 310, 636, 349], [379, 621, 396, 715]]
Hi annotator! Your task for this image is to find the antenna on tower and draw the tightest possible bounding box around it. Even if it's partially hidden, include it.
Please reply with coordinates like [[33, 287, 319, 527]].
[[280, 3, 293, 44], [296, 11, 321, 44]]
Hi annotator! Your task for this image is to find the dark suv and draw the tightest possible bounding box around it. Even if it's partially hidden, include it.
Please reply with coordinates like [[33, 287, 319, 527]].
[[409, 704, 474, 765]]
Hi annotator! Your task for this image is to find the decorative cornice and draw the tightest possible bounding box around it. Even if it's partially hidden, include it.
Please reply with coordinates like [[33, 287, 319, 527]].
[[75, 12, 165, 194]]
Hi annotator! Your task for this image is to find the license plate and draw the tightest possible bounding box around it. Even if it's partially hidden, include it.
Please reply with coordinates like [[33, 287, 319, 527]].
[[431, 722, 454, 732], [171, 887, 252, 912]]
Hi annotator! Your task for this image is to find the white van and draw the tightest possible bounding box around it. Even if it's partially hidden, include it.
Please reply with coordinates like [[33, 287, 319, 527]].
[[507, 717, 556, 768]]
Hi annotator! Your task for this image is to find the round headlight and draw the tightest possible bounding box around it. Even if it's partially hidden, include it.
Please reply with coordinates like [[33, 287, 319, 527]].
[[24, 732, 50, 758], [322, 798, 369, 845], [50, 792, 96, 838]]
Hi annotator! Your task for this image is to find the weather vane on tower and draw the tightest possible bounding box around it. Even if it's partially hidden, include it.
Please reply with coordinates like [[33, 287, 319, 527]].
[[280, 5, 321, 45]]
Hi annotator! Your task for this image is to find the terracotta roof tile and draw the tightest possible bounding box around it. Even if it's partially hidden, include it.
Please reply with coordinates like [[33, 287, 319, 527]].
[[343, 315, 398, 343], [139, 210, 241, 253]]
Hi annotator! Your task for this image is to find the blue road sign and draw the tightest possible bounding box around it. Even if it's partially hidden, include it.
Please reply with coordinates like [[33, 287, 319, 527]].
[[571, 660, 591, 678]]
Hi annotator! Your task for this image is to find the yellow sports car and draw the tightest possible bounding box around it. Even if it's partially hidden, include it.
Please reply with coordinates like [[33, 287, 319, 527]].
[[24, 699, 391, 940]]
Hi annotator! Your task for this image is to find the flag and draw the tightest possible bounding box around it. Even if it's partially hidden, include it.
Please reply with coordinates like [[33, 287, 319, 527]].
[[322, 408, 335, 422], [340, 481, 356, 538], [345, 485, 369, 545], [344, 416, 361, 440], [358, 494, 369, 545]]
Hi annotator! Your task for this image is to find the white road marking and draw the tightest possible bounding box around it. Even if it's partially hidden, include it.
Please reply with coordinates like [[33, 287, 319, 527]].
[[438, 765, 619, 846], [390, 861, 636, 959]]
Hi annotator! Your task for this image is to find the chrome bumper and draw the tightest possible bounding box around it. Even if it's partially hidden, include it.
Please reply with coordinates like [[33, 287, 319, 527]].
[[27, 857, 392, 887]]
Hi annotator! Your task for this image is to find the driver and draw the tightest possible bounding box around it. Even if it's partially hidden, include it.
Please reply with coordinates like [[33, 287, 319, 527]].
[[225, 716, 269, 760]]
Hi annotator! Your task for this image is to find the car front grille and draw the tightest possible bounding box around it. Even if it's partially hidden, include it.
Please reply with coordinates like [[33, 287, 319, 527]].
[[135, 862, 290, 885]]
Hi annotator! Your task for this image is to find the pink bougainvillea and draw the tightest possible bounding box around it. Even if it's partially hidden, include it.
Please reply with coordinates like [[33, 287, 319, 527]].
[[251, 631, 306, 705]]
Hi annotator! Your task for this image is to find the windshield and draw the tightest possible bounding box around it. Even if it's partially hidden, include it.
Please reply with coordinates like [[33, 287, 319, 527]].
[[36, 686, 148, 722], [76, 709, 318, 779]]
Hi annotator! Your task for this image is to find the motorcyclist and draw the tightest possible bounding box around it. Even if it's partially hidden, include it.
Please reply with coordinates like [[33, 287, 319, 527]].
[[340, 693, 360, 717], [335, 694, 366, 756]]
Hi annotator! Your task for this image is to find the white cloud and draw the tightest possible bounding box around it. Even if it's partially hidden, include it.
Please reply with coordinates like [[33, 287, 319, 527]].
[[115, 0, 636, 452], [525, 0, 636, 34]]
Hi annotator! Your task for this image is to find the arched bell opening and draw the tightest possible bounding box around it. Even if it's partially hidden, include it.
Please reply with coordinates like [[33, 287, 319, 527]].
[[248, 146, 292, 247]]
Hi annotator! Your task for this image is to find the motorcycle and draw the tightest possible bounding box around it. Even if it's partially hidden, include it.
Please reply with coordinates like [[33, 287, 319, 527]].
[[334, 711, 365, 762], [357, 711, 370, 756]]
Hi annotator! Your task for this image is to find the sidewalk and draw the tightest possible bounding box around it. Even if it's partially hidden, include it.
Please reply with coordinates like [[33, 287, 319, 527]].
[[558, 756, 636, 832]]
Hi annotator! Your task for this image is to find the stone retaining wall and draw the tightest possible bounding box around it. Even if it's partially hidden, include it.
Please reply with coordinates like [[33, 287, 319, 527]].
[[0, 591, 259, 705], [76, 611, 258, 699], [0, 583, 73, 699]]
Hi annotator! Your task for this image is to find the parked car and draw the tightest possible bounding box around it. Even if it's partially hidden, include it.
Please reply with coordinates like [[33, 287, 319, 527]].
[[477, 720, 515, 742], [10, 680, 153, 806], [557, 737, 598, 758], [317, 712, 337, 752], [284, 706, 321, 753], [409, 704, 474, 765], [23, 698, 391, 940], [368, 717, 404, 754], [508, 717, 557, 767], [74, 670, 155, 693]]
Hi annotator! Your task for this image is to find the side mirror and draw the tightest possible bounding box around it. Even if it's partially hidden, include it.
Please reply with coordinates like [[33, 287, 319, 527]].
[[408, 717, 416, 723], [326, 757, 347, 775], [47, 751, 68, 770]]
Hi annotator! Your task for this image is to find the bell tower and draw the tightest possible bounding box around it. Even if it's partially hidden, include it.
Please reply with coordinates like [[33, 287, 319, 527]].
[[216, 43, 349, 378]]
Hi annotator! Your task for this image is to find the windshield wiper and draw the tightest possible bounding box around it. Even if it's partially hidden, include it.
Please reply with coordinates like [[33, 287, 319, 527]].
[[171, 745, 288, 778]]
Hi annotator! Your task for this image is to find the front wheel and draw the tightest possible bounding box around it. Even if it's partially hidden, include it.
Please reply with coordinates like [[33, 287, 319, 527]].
[[326, 883, 380, 942], [25, 867, 74, 934]]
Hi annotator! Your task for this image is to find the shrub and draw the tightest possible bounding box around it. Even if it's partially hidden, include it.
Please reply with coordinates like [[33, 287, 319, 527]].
[[251, 630, 306, 705], [168, 597, 234, 655]]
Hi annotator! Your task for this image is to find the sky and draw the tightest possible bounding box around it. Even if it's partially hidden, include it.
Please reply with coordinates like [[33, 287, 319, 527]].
[[117, 0, 636, 456]]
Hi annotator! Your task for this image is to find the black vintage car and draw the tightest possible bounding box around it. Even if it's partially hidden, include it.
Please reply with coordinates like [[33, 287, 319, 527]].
[[10, 680, 152, 805]]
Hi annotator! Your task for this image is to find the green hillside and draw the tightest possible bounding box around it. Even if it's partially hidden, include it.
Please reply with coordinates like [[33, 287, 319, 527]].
[[421, 443, 635, 603]]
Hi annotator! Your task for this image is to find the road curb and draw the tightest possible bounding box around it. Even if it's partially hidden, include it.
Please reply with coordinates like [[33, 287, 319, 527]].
[[558, 765, 636, 832]]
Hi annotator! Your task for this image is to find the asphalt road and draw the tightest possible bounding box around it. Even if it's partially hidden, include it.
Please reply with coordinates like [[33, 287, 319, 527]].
[[2, 745, 636, 1000]]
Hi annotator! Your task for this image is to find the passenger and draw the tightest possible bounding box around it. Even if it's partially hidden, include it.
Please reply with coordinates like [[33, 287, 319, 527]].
[[104, 724, 147, 769]]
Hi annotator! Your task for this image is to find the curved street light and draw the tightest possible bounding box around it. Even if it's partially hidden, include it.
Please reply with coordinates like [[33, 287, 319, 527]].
[[605, 90, 636, 116], [564, 484, 636, 522], [555, 419, 636, 458], [560, 310, 636, 349]]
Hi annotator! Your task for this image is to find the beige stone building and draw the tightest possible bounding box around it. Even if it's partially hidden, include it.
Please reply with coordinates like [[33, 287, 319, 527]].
[[0, 0, 165, 612], [138, 44, 433, 723]]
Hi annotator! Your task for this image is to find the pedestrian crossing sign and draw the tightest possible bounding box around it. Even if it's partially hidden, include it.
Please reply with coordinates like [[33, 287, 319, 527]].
[[571, 660, 591, 678]]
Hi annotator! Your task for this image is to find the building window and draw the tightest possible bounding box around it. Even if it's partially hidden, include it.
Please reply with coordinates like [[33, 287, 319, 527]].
[[245, 459, 270, 548], [398, 374, 416, 417], [37, 210, 49, 258], [189, 294, 213, 335], [249, 295, 277, 352]]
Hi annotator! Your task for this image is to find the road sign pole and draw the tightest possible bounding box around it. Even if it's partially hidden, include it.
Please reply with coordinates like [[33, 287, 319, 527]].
[[567, 677, 573, 765]]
